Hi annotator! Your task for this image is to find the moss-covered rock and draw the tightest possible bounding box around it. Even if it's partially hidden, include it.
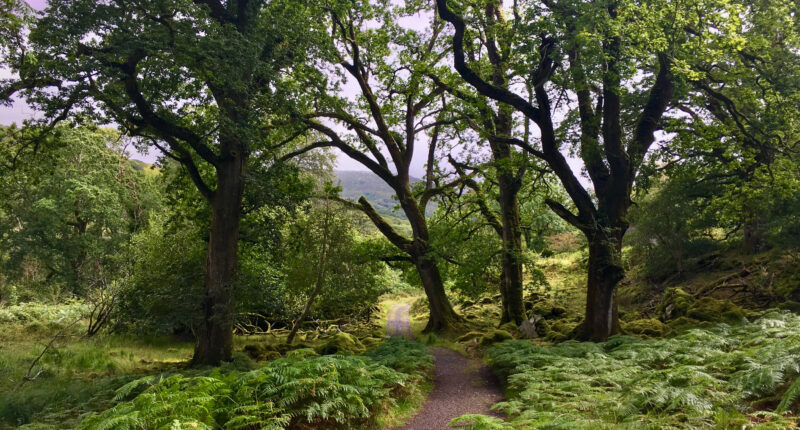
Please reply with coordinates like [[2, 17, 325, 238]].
[[457, 331, 483, 343], [315, 331, 365, 355], [529, 301, 568, 320], [499, 322, 518, 333], [360, 336, 384, 348], [622, 318, 666, 338], [687, 297, 746, 323], [546, 320, 578, 342], [665, 316, 715, 335], [479, 329, 513, 347], [242, 343, 280, 360], [658, 287, 695, 321]]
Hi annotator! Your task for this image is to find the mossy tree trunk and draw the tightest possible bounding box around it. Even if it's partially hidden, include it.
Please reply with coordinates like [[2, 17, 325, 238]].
[[192, 150, 246, 366]]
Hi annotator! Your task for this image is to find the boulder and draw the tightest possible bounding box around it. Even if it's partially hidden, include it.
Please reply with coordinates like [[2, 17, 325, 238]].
[[519, 315, 544, 339], [315, 331, 365, 355], [622, 318, 666, 338]]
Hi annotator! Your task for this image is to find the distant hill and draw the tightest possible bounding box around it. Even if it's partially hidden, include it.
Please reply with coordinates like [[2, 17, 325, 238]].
[[335, 170, 409, 218]]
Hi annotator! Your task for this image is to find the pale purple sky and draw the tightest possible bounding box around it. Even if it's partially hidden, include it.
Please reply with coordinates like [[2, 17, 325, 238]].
[[25, 0, 46, 9]]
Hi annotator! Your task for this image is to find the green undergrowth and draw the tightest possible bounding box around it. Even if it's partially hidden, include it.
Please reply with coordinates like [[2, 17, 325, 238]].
[[467, 310, 800, 429], [0, 334, 193, 429], [74, 337, 433, 430]]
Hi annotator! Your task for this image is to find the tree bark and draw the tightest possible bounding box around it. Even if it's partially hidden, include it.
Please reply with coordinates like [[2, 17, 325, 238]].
[[742, 213, 765, 255], [401, 193, 460, 332], [497, 172, 525, 325], [575, 232, 624, 341], [192, 156, 245, 366], [414, 249, 460, 332]]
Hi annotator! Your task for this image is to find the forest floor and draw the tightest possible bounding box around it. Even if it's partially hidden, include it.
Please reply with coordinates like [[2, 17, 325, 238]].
[[387, 304, 505, 429]]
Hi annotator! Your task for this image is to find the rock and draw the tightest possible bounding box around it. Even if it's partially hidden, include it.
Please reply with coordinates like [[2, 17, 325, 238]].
[[687, 297, 746, 323], [457, 331, 483, 342], [621, 318, 666, 338], [478, 329, 513, 347], [360, 336, 383, 347], [518, 315, 543, 339], [315, 331, 365, 355], [498, 322, 518, 333], [658, 288, 694, 320], [546, 320, 578, 342], [242, 343, 280, 360]]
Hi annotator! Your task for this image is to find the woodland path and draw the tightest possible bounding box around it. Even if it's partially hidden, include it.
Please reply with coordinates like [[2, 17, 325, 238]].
[[386, 304, 505, 430]]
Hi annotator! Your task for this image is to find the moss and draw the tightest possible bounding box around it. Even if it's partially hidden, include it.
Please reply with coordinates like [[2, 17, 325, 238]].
[[622, 318, 666, 338], [479, 329, 513, 347], [529, 301, 568, 320], [262, 351, 282, 361], [775, 269, 800, 299], [409, 297, 429, 317], [777, 301, 800, 314], [546, 320, 578, 342], [499, 322, 518, 333], [658, 287, 695, 321], [457, 331, 484, 342], [687, 297, 746, 323], [665, 316, 714, 335], [360, 337, 384, 348], [243, 343, 267, 360], [315, 332, 365, 355]]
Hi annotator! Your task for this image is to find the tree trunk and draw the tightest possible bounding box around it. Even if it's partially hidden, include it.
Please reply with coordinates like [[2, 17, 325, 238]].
[[498, 175, 525, 325], [414, 251, 460, 332], [743, 212, 765, 255], [575, 234, 624, 341], [399, 191, 460, 332], [192, 157, 245, 366]]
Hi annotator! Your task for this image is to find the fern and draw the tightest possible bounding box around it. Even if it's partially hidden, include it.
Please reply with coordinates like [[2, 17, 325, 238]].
[[776, 377, 800, 414], [77, 338, 431, 430], [449, 414, 513, 429], [486, 310, 800, 429]]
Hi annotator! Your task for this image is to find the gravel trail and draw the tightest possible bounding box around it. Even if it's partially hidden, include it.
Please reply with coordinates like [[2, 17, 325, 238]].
[[386, 304, 505, 429]]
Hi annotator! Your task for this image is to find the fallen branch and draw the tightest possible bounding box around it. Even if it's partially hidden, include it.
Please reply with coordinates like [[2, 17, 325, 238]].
[[19, 317, 82, 388]]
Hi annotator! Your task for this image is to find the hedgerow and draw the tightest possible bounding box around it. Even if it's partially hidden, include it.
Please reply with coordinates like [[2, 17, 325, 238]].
[[76, 337, 432, 430], [476, 310, 800, 429]]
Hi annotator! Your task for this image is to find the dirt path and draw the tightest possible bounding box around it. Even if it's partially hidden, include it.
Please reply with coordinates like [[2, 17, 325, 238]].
[[387, 304, 414, 339], [386, 304, 505, 429]]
